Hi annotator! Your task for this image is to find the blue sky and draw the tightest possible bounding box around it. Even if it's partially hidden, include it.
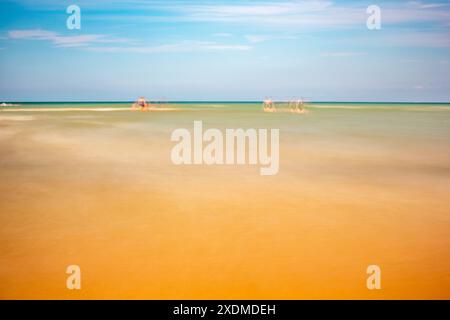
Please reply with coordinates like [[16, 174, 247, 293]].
[[0, 0, 449, 102]]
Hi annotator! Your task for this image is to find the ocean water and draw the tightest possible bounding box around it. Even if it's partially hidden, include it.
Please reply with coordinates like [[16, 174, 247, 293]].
[[0, 102, 449, 299]]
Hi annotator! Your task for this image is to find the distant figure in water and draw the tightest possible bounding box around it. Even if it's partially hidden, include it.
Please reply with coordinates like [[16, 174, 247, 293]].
[[263, 98, 276, 113], [290, 98, 307, 114], [132, 97, 149, 111], [295, 99, 304, 113]]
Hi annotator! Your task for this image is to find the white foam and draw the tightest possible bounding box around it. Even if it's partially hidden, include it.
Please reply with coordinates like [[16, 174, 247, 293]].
[[2, 107, 180, 112]]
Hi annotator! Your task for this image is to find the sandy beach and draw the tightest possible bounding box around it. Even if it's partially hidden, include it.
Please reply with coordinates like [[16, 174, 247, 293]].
[[0, 102, 449, 299]]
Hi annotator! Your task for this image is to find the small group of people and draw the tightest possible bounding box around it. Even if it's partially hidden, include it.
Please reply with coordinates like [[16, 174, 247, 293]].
[[263, 98, 307, 114], [289, 99, 306, 114], [263, 98, 277, 113], [132, 96, 307, 113], [132, 97, 151, 111]]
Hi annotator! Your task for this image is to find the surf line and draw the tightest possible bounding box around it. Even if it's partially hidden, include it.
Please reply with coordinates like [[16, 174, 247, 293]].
[[170, 120, 279, 176]]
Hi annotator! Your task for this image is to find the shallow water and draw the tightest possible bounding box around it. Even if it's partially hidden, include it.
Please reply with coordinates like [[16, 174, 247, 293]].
[[0, 102, 449, 299]]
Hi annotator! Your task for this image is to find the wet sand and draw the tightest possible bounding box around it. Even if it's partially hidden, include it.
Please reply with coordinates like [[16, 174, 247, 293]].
[[0, 103, 449, 299]]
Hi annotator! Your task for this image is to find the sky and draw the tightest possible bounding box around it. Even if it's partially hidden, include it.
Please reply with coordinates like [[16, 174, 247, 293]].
[[0, 0, 449, 102]]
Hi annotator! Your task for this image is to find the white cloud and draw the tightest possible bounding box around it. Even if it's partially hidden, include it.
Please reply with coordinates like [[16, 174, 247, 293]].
[[85, 41, 251, 53], [14, 1, 450, 30], [184, 1, 333, 17], [86, 1, 356, 28], [245, 34, 297, 43], [321, 52, 366, 57], [9, 29, 57, 40], [178, 1, 356, 27], [407, 1, 449, 9], [213, 33, 232, 37], [8, 29, 128, 48], [245, 35, 271, 43], [159, 0, 450, 29], [7, 28, 250, 53]]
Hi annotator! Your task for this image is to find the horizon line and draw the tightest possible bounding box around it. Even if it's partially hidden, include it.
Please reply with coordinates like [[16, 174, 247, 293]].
[[2, 100, 450, 104]]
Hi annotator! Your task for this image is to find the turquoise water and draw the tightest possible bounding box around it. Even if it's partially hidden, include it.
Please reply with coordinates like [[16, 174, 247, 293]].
[[2, 102, 449, 142], [2, 101, 450, 108], [2, 101, 449, 170]]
